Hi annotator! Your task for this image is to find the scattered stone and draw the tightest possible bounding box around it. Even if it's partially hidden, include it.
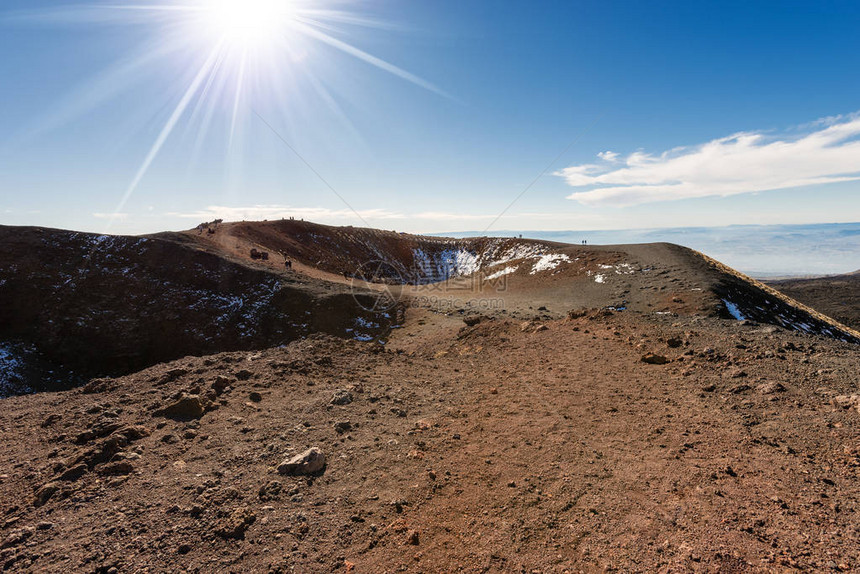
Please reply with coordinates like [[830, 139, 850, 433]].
[[115, 425, 151, 441], [35, 522, 53, 531], [330, 390, 354, 406], [235, 369, 253, 381], [333, 421, 352, 434], [277, 447, 326, 476], [160, 368, 189, 384], [729, 384, 752, 394], [58, 463, 88, 482], [701, 383, 717, 392], [81, 378, 114, 394], [641, 353, 670, 365], [390, 407, 407, 417], [211, 376, 234, 395], [833, 395, 860, 412], [258, 480, 282, 501], [156, 394, 205, 420], [666, 337, 683, 348], [758, 382, 786, 395], [249, 391, 263, 403], [405, 529, 419, 545], [74, 422, 122, 445], [1, 526, 34, 549], [463, 316, 482, 327], [40, 414, 62, 428], [567, 308, 588, 319], [97, 461, 135, 476], [33, 482, 61, 507], [2, 517, 19, 529], [216, 507, 256, 539]]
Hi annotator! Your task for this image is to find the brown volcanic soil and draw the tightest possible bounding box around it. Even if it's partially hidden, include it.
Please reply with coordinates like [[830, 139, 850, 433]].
[[3, 220, 860, 572], [1, 310, 859, 572], [767, 271, 860, 331]]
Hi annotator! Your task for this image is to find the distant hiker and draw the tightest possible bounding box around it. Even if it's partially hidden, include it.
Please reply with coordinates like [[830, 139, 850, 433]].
[[284, 259, 292, 270], [342, 271, 349, 280]]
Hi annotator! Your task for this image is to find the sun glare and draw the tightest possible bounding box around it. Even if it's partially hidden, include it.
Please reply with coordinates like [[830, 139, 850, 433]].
[[19, 0, 444, 221], [203, 0, 296, 47]]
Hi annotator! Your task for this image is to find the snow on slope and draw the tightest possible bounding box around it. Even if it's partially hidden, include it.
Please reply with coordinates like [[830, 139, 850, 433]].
[[0, 344, 26, 396], [530, 254, 571, 275]]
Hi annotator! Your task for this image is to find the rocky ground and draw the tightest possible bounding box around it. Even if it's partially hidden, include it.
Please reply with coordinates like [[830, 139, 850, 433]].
[[767, 272, 860, 331], [1, 308, 859, 573]]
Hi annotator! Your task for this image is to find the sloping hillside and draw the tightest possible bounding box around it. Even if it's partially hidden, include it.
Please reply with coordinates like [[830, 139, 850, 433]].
[[2, 220, 857, 396], [183, 220, 860, 342], [0, 226, 395, 394], [766, 271, 860, 330]]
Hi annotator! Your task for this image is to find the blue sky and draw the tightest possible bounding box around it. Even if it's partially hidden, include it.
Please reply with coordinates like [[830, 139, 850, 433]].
[[1, 0, 860, 235]]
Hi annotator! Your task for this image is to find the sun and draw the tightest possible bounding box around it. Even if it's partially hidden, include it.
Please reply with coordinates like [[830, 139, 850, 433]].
[[13, 0, 445, 221], [202, 0, 297, 47]]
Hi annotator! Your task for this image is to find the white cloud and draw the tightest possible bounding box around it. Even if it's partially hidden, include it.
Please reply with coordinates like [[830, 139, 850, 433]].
[[597, 150, 619, 162], [559, 113, 860, 207]]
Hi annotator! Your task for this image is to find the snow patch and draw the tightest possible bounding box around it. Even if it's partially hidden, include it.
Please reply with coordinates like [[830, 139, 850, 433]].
[[484, 266, 518, 280], [0, 344, 27, 395], [412, 247, 480, 283], [530, 254, 571, 275], [723, 299, 747, 321]]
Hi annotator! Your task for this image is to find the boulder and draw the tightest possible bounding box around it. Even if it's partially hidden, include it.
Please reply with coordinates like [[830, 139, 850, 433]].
[[641, 353, 670, 365], [277, 447, 326, 476], [330, 390, 353, 406], [156, 394, 205, 420]]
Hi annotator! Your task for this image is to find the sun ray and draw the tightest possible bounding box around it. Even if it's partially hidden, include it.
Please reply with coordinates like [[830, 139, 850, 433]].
[[6, 0, 449, 227], [112, 41, 224, 222], [228, 50, 248, 149], [292, 18, 450, 98]]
